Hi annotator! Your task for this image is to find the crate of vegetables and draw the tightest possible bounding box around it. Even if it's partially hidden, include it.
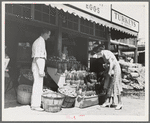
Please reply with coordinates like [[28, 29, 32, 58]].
[[58, 86, 77, 108], [75, 91, 99, 108]]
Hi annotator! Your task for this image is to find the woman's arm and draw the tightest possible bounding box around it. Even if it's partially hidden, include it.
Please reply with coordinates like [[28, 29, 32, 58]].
[[108, 58, 114, 76]]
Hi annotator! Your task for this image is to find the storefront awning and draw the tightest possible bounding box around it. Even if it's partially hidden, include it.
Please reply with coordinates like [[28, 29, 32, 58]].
[[49, 4, 138, 36]]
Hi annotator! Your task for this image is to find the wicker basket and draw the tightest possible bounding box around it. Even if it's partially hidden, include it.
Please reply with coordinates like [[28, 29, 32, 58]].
[[42, 92, 65, 113], [61, 94, 76, 108], [17, 84, 32, 105]]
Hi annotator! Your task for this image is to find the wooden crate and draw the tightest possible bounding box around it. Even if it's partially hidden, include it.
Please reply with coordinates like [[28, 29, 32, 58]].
[[75, 95, 99, 108]]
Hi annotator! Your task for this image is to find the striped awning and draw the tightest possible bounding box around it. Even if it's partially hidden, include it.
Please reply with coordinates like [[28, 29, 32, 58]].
[[48, 4, 138, 36]]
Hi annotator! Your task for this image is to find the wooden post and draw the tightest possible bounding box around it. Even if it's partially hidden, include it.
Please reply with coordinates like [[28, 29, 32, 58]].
[[86, 38, 89, 67], [105, 27, 111, 50], [31, 4, 34, 20], [93, 23, 95, 36], [78, 18, 80, 32], [55, 15, 62, 57], [134, 38, 138, 63]]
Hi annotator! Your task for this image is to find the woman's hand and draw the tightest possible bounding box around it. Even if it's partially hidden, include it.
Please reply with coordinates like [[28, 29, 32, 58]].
[[103, 63, 109, 69], [108, 70, 114, 77], [108, 72, 111, 77]]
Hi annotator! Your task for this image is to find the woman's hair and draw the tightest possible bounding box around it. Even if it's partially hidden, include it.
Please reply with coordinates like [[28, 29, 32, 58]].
[[93, 44, 105, 53]]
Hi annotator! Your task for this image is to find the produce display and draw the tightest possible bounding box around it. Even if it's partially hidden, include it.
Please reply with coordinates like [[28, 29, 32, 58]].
[[120, 60, 145, 91], [58, 86, 77, 97], [46, 55, 88, 73], [77, 91, 96, 97], [23, 72, 34, 81], [122, 79, 130, 83], [42, 93, 62, 98], [19, 69, 34, 81], [43, 88, 55, 93], [121, 83, 134, 90], [130, 83, 144, 90], [119, 60, 137, 68]]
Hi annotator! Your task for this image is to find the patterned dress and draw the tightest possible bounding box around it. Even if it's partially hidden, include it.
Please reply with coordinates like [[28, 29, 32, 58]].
[[99, 50, 122, 97]]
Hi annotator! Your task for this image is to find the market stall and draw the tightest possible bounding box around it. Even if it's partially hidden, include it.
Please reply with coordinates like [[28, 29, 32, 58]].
[[4, 3, 145, 113]]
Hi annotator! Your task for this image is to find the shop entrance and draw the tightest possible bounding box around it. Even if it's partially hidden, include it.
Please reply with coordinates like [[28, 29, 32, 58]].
[[62, 32, 88, 67]]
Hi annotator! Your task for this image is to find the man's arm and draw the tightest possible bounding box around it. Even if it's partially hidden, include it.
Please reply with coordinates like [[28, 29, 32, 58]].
[[35, 57, 45, 77]]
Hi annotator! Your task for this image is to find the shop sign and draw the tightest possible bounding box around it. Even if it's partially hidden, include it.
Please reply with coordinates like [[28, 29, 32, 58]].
[[111, 9, 139, 32], [69, 3, 111, 21]]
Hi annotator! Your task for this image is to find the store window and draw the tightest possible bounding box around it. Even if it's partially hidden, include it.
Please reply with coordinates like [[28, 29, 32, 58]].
[[61, 11, 78, 31], [95, 23, 105, 38], [34, 4, 56, 25], [5, 4, 32, 19], [80, 18, 94, 35], [5, 4, 56, 25]]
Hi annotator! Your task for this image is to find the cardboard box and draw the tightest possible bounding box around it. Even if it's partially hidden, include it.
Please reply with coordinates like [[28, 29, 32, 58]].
[[75, 95, 99, 108], [5, 58, 10, 71], [47, 67, 65, 88]]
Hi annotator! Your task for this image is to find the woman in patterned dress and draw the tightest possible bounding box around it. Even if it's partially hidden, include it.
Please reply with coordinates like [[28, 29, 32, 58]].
[[95, 44, 123, 110]]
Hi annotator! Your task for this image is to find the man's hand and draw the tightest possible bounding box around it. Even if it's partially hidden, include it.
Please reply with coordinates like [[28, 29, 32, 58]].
[[39, 71, 45, 77]]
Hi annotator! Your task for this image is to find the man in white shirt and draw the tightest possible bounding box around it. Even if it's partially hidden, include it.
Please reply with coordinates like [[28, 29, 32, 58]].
[[31, 29, 51, 111]]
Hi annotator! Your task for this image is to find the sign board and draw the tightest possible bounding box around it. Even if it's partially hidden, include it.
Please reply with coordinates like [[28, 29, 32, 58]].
[[69, 3, 111, 21], [111, 9, 139, 32]]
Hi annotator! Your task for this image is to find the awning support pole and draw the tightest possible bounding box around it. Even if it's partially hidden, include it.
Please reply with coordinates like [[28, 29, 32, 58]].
[[134, 38, 138, 63]]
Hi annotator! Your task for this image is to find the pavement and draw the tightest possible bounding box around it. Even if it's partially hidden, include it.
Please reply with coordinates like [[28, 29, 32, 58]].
[[2, 87, 148, 122]]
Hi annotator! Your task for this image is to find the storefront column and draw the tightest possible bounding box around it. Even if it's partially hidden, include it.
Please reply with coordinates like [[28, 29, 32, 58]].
[[117, 45, 121, 60], [31, 4, 34, 20], [134, 38, 138, 63], [105, 28, 111, 50], [55, 16, 62, 57]]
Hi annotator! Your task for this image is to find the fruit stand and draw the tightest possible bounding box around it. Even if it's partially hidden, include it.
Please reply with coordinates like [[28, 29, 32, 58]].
[[45, 55, 102, 109], [16, 52, 145, 112]]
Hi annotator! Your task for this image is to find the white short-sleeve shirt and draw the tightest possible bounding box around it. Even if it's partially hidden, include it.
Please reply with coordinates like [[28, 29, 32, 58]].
[[32, 36, 47, 59]]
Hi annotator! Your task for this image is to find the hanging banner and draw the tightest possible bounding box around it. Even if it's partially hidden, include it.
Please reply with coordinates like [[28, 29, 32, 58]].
[[111, 9, 139, 32], [67, 3, 111, 21]]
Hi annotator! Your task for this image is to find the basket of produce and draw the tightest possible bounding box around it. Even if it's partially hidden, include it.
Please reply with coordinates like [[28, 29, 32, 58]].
[[42, 91, 65, 113], [18, 69, 34, 85], [130, 72, 140, 78], [122, 79, 130, 84], [17, 84, 32, 105], [65, 72, 72, 83], [58, 86, 77, 108]]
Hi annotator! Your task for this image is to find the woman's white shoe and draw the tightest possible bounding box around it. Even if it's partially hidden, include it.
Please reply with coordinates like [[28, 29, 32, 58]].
[[115, 104, 123, 110], [101, 102, 111, 108]]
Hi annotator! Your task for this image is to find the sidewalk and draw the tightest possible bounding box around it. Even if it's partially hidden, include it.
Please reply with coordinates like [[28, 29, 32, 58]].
[[2, 87, 147, 121]]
